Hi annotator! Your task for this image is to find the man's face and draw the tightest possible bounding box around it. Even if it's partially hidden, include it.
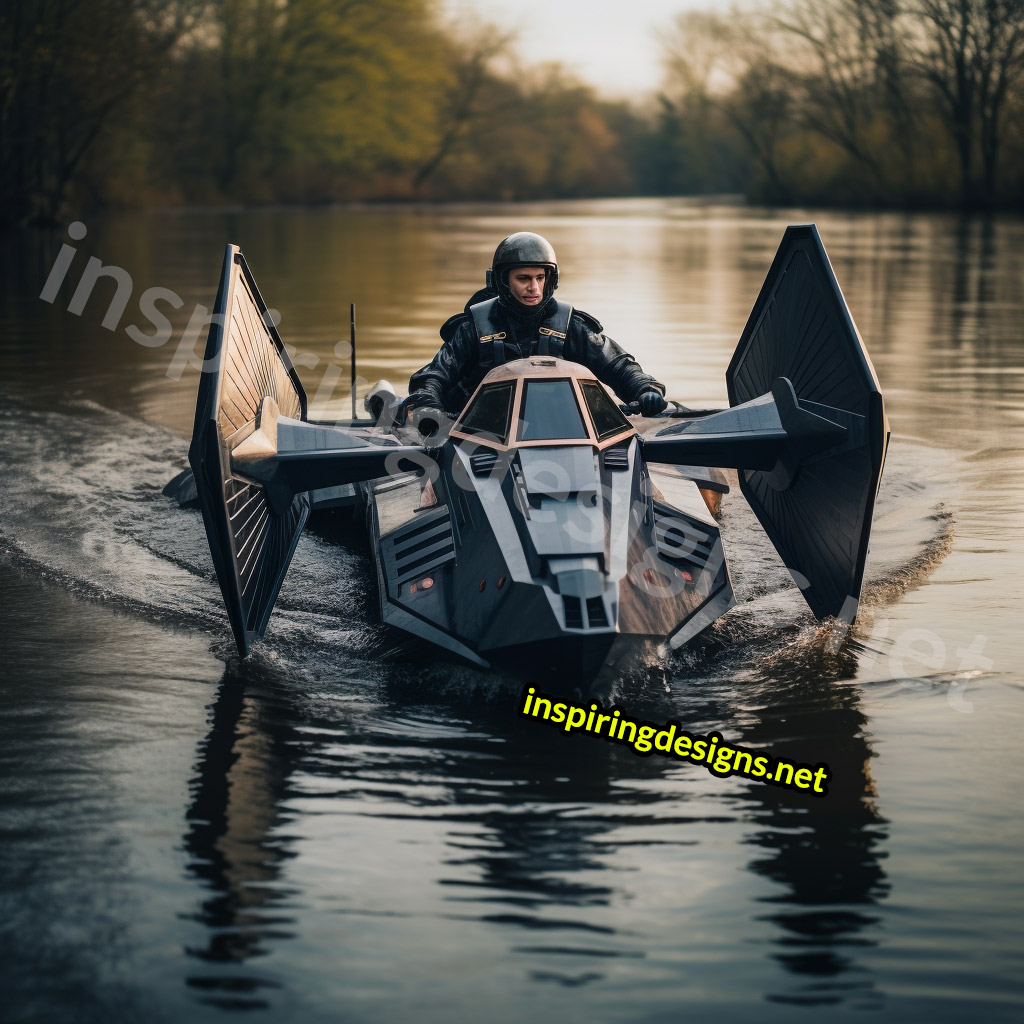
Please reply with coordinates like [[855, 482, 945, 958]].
[[506, 266, 546, 306]]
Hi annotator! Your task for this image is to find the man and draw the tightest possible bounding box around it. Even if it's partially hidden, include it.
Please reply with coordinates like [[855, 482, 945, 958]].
[[405, 232, 667, 435]]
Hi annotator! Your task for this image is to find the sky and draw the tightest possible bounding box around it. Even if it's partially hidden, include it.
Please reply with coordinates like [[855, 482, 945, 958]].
[[442, 0, 712, 98]]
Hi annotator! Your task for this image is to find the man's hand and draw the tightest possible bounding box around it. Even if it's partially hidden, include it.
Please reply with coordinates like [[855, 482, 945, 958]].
[[412, 405, 448, 438], [637, 390, 667, 416]]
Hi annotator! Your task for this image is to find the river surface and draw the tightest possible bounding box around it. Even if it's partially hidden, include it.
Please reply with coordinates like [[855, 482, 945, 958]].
[[0, 199, 1021, 1022]]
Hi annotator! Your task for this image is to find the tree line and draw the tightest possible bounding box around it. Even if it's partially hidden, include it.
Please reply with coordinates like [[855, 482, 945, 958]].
[[2, 0, 1022, 226], [656, 0, 1024, 209]]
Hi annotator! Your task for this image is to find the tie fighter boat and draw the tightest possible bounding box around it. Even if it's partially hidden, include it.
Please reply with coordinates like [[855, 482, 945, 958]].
[[170, 226, 888, 684]]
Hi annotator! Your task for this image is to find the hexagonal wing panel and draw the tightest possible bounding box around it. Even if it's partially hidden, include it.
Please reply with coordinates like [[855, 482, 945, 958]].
[[188, 245, 309, 656], [726, 225, 889, 621]]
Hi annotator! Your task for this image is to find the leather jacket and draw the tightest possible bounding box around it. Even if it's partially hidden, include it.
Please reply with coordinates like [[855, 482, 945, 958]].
[[407, 295, 666, 413]]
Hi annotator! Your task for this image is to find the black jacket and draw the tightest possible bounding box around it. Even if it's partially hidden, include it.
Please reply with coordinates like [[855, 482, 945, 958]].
[[407, 295, 665, 413]]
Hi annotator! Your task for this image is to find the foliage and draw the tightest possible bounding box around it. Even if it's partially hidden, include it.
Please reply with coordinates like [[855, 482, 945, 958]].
[[3, 0, 1023, 222], [0, 0, 203, 224]]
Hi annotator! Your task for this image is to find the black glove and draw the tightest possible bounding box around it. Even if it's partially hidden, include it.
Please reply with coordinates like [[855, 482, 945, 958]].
[[412, 405, 447, 438], [637, 390, 667, 416]]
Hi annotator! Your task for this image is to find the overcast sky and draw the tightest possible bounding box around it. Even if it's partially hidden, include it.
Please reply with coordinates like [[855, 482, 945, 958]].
[[442, 0, 712, 98]]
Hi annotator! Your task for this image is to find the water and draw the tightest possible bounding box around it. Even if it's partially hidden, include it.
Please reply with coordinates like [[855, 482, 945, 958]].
[[0, 200, 1021, 1021]]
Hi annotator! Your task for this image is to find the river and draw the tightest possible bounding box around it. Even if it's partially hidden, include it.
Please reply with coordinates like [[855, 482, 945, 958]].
[[0, 199, 1021, 1022]]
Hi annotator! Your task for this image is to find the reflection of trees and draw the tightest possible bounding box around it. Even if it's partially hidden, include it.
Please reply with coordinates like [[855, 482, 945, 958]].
[[950, 214, 997, 356], [919, 212, 1005, 432]]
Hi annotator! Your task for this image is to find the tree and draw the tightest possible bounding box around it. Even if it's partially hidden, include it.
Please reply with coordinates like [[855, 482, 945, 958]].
[[658, 9, 784, 197], [203, 0, 447, 198], [906, 0, 1024, 206], [411, 21, 516, 192], [0, 0, 202, 225], [775, 0, 903, 199], [720, 58, 796, 202]]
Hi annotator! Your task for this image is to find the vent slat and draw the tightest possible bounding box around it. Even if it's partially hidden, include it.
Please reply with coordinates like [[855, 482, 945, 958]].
[[586, 596, 608, 627], [563, 595, 584, 629], [396, 551, 455, 584], [603, 445, 629, 470], [470, 450, 499, 476], [388, 508, 457, 584], [653, 503, 716, 567], [392, 512, 450, 548], [395, 537, 455, 575], [393, 519, 452, 554]]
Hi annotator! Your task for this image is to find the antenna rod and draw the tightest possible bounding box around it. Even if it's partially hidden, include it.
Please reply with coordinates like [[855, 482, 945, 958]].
[[350, 302, 357, 421]]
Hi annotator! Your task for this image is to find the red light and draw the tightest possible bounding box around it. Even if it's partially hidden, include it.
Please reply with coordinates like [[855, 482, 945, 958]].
[[409, 583, 418, 594], [479, 579, 486, 592], [643, 569, 652, 582], [497, 576, 506, 589], [421, 577, 434, 590], [681, 570, 692, 582]]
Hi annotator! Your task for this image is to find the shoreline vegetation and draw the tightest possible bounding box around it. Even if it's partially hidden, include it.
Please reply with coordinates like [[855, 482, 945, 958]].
[[3, 0, 1023, 228]]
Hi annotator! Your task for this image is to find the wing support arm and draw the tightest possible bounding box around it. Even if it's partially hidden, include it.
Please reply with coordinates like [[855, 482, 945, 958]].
[[641, 377, 860, 490], [231, 401, 428, 515]]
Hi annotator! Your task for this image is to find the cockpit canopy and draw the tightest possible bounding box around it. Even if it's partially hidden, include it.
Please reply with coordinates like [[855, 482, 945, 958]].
[[450, 358, 635, 450]]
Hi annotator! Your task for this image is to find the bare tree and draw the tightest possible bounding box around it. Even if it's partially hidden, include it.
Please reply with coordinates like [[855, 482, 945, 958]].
[[660, 9, 794, 198], [775, 0, 913, 197], [412, 23, 515, 191], [662, 10, 735, 101], [724, 61, 796, 200], [906, 0, 1024, 206]]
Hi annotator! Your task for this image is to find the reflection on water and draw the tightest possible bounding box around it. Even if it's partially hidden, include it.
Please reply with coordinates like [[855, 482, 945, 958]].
[[1, 200, 1023, 1022], [180, 636, 890, 1014], [185, 676, 293, 1006], [737, 652, 887, 1009]]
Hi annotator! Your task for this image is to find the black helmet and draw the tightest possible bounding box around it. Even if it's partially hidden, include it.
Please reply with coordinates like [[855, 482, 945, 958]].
[[489, 232, 559, 308]]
